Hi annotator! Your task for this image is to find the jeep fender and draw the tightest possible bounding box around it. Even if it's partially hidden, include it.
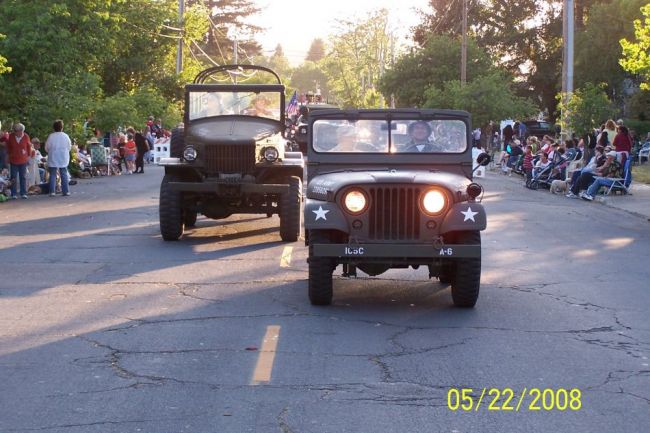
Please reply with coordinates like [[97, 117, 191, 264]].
[[304, 198, 349, 233], [440, 202, 487, 233]]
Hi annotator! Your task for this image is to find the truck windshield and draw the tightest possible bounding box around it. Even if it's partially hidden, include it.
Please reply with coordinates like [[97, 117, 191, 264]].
[[188, 91, 282, 121], [313, 119, 467, 153]]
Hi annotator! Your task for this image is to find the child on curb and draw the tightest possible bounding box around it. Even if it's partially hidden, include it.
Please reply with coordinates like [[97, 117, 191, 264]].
[[124, 134, 137, 174], [523, 145, 534, 183]]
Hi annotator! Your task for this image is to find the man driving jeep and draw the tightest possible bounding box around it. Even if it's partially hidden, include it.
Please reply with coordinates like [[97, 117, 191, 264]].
[[403, 121, 439, 152]]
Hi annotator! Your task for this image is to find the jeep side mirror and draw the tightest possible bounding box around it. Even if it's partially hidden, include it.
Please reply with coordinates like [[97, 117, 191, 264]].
[[477, 153, 491, 166]]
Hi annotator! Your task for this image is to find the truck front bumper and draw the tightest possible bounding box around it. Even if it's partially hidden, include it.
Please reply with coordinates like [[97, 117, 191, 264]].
[[312, 243, 480, 259], [168, 181, 289, 195]]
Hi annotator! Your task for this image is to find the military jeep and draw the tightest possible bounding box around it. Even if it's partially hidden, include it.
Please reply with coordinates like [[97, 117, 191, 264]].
[[158, 65, 304, 242], [304, 109, 490, 307]]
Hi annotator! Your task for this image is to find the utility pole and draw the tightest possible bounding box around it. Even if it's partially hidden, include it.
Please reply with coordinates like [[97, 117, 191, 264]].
[[390, 32, 395, 108], [561, 0, 575, 138], [176, 0, 184, 74], [233, 37, 238, 84], [461, 0, 468, 85]]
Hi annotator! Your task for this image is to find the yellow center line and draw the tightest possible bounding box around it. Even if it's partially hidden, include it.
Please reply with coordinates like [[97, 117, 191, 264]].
[[251, 325, 281, 385], [280, 246, 293, 268]]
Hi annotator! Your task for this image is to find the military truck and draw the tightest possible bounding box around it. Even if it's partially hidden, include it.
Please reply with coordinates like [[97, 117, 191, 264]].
[[304, 109, 491, 307], [158, 65, 304, 242]]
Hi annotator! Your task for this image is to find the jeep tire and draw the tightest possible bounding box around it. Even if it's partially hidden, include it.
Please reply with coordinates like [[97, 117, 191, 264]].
[[308, 230, 334, 305], [279, 176, 302, 242], [159, 174, 184, 240], [170, 128, 184, 158], [450, 231, 481, 308]]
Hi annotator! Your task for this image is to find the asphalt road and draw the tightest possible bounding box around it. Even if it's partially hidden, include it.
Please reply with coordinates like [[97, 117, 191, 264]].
[[0, 165, 648, 433]]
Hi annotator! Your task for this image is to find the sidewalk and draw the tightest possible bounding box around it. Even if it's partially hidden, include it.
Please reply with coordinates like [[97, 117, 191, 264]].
[[483, 168, 650, 221], [600, 181, 650, 221]]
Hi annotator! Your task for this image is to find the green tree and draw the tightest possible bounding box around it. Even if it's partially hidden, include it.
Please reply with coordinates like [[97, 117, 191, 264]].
[[0, 33, 9, 75], [305, 38, 326, 62], [424, 72, 538, 127], [322, 9, 391, 108], [0, 0, 209, 140], [188, 0, 262, 64], [556, 83, 616, 136], [575, 0, 647, 100], [413, 0, 564, 119], [379, 35, 495, 107], [268, 44, 292, 78], [290, 61, 330, 99], [627, 90, 650, 120], [620, 3, 650, 89]]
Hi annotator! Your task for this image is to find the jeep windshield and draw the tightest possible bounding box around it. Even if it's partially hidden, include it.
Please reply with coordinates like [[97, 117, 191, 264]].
[[313, 118, 467, 153], [188, 91, 282, 122]]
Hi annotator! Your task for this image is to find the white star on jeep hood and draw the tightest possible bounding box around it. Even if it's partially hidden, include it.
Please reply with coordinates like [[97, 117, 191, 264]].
[[313, 206, 330, 221], [461, 206, 478, 222]]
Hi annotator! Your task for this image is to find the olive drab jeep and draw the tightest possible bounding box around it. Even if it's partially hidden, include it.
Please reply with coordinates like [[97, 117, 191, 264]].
[[158, 65, 304, 241], [304, 109, 491, 307]]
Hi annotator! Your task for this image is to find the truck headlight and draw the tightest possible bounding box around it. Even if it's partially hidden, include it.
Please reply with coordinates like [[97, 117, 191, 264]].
[[183, 146, 197, 161], [343, 189, 368, 215], [263, 147, 279, 162], [420, 189, 447, 215]]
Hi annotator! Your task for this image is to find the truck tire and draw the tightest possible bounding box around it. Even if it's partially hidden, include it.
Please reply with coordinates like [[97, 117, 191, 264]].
[[183, 209, 197, 227], [170, 128, 184, 158], [308, 230, 334, 306], [451, 231, 481, 308], [279, 176, 302, 242], [159, 174, 184, 240]]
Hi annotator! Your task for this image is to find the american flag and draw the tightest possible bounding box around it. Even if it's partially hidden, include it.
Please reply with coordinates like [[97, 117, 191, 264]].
[[286, 91, 299, 116]]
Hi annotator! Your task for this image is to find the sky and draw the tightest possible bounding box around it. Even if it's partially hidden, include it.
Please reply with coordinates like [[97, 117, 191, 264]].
[[248, 0, 431, 65]]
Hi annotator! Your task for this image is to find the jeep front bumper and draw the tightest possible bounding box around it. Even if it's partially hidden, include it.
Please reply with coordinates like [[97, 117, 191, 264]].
[[312, 243, 480, 259]]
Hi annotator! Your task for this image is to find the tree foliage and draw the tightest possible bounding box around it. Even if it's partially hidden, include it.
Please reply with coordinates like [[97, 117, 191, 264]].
[[322, 9, 391, 108], [306, 38, 326, 62], [0, 0, 227, 141], [290, 61, 330, 99], [424, 72, 538, 127], [620, 3, 650, 90], [627, 89, 650, 120], [188, 0, 261, 64], [556, 83, 616, 136], [413, 1, 564, 119], [379, 35, 495, 107], [576, 0, 647, 99]]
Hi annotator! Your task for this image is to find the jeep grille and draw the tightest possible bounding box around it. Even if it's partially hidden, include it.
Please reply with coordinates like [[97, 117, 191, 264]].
[[368, 187, 421, 241], [204, 144, 255, 173]]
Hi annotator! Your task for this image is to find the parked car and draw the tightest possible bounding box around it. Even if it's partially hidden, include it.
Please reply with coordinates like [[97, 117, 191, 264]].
[[522, 120, 555, 139]]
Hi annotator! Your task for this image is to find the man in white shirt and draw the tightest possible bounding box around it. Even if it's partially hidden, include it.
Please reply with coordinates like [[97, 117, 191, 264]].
[[45, 119, 72, 196]]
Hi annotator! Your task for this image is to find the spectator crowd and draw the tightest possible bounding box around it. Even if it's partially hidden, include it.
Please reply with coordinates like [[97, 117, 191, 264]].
[[491, 118, 646, 202], [0, 116, 169, 201]]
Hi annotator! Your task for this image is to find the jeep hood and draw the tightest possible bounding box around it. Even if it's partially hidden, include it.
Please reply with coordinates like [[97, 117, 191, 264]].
[[186, 116, 281, 145], [306, 170, 472, 201]]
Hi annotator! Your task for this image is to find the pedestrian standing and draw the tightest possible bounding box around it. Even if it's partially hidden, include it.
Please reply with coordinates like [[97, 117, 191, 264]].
[[6, 123, 32, 199], [45, 120, 72, 197], [613, 125, 632, 166], [134, 129, 149, 173], [124, 133, 137, 174], [27, 138, 45, 187]]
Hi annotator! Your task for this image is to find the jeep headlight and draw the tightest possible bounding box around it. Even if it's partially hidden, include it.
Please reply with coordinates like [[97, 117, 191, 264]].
[[343, 189, 368, 215], [263, 147, 279, 162], [421, 189, 447, 215], [183, 146, 197, 161]]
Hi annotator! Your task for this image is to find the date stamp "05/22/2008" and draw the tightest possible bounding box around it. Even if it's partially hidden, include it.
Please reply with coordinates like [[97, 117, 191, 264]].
[[447, 388, 582, 412]]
